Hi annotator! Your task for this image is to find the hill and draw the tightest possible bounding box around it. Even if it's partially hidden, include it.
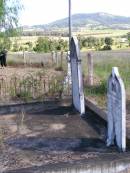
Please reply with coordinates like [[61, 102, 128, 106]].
[[22, 12, 130, 31]]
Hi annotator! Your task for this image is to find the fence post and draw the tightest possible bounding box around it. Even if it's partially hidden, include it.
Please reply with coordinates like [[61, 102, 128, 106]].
[[51, 51, 55, 65], [23, 50, 26, 66], [56, 52, 58, 67], [60, 51, 63, 68], [107, 67, 126, 152], [67, 51, 71, 79], [87, 52, 93, 86]]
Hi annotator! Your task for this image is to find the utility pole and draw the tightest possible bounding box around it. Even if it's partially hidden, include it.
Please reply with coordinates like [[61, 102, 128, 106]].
[[69, 0, 72, 51]]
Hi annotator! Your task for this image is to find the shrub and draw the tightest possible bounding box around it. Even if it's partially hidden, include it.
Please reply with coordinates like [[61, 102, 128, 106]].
[[102, 45, 112, 50]]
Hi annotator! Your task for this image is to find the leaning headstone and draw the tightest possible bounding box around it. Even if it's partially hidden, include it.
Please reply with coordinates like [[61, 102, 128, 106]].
[[87, 52, 93, 86], [107, 67, 126, 152], [70, 37, 85, 115]]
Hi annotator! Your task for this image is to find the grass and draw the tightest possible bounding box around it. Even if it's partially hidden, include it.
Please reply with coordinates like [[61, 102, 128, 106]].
[[76, 29, 129, 38], [83, 50, 130, 107]]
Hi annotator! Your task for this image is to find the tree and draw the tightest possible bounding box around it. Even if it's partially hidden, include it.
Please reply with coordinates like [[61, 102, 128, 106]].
[[34, 37, 68, 53], [102, 37, 113, 50], [25, 41, 33, 51], [104, 37, 113, 46], [34, 37, 50, 53], [78, 36, 103, 50], [127, 32, 130, 46], [0, 0, 22, 51], [0, 0, 22, 31], [56, 38, 68, 51]]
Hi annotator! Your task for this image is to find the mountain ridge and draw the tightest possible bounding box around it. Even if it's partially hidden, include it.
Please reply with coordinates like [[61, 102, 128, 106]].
[[23, 12, 130, 30]]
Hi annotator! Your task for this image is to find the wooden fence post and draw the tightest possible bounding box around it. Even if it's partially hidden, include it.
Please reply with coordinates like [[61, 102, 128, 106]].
[[56, 52, 58, 67], [23, 50, 26, 66], [87, 52, 93, 86], [51, 51, 56, 65], [60, 51, 63, 68]]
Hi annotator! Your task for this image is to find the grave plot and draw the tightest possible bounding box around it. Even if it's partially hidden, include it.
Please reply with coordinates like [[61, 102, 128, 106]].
[[0, 106, 123, 172], [0, 37, 129, 173], [0, 105, 130, 173]]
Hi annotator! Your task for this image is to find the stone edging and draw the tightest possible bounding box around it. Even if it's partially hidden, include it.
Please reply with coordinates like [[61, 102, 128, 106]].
[[85, 97, 107, 121], [0, 98, 71, 115]]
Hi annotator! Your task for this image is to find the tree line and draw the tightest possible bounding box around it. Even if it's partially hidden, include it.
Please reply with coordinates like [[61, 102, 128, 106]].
[[0, 35, 124, 52], [78, 36, 113, 51]]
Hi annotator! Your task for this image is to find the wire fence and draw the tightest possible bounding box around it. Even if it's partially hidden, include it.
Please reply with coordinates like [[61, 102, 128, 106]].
[[7, 51, 67, 68]]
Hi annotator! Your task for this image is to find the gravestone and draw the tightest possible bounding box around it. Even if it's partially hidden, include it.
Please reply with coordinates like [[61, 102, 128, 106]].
[[87, 52, 93, 86], [107, 67, 126, 152], [70, 37, 85, 115]]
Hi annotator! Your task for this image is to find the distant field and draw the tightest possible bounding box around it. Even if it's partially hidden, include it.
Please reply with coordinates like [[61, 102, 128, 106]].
[[10, 29, 129, 47], [10, 36, 69, 47], [74, 29, 129, 38]]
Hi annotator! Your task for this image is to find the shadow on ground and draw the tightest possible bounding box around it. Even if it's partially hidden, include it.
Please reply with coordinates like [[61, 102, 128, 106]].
[[2, 105, 130, 173]]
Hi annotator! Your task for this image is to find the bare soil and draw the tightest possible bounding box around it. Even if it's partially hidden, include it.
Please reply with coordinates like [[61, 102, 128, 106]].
[[0, 106, 130, 172]]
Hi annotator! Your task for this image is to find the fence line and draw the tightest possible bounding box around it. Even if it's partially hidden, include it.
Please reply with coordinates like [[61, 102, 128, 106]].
[[7, 51, 67, 68], [0, 72, 71, 104]]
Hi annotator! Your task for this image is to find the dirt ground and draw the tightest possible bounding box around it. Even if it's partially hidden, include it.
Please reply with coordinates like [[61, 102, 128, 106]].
[[0, 106, 129, 172]]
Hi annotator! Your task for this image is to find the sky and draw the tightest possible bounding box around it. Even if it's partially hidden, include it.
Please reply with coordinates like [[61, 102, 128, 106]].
[[19, 0, 130, 26]]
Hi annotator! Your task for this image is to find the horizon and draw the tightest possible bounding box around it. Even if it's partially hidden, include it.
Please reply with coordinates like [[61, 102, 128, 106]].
[[22, 12, 130, 26], [19, 0, 130, 26]]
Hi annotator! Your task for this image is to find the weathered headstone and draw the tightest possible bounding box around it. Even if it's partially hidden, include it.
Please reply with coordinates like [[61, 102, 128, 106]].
[[87, 52, 93, 86], [70, 37, 85, 115], [107, 67, 126, 152]]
